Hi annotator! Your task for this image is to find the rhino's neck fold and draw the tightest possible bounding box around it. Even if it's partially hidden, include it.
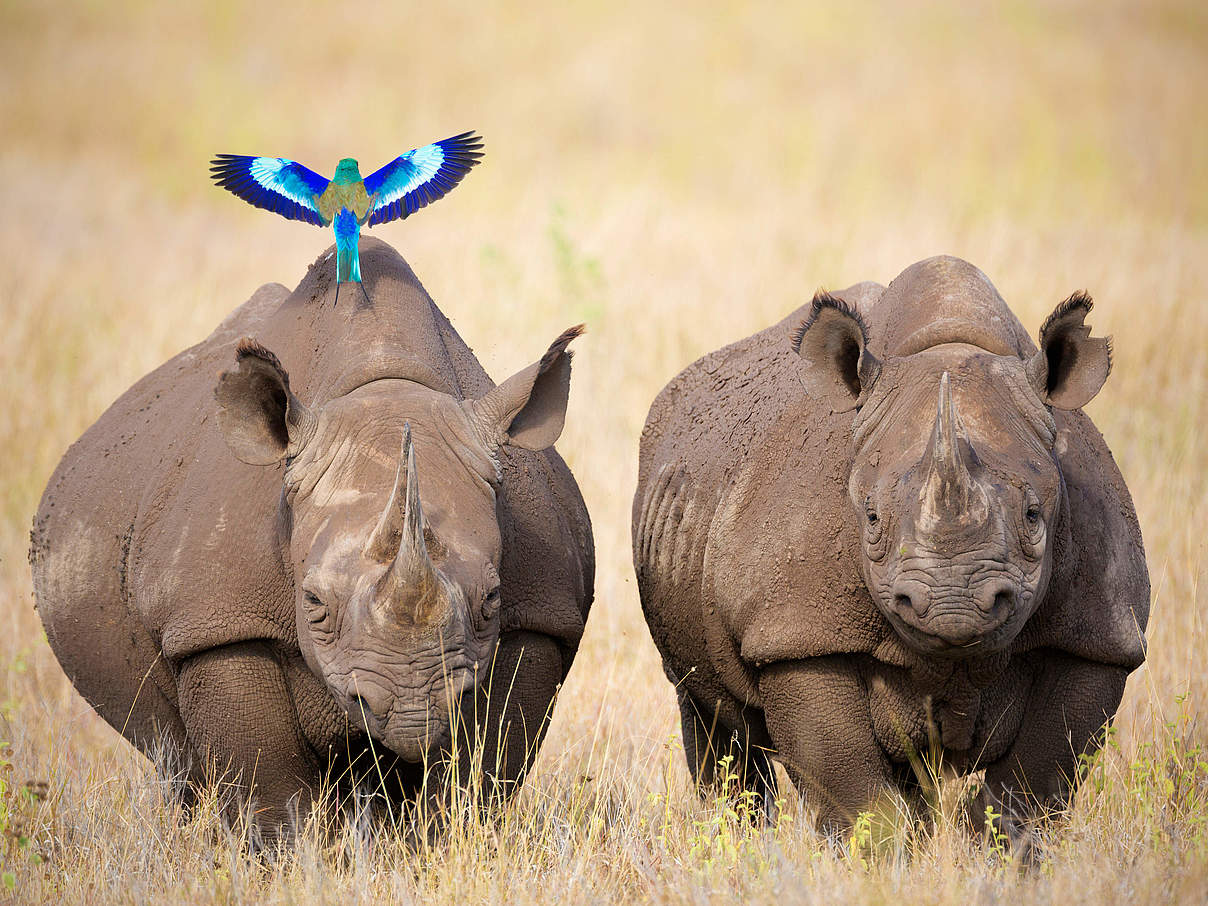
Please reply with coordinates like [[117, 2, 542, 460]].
[[866, 256, 1035, 360]]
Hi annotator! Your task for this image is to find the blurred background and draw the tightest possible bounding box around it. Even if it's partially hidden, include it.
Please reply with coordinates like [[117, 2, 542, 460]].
[[0, 0, 1205, 900]]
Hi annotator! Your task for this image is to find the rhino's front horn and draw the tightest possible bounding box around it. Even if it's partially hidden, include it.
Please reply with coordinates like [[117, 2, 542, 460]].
[[920, 372, 978, 521], [365, 424, 447, 626]]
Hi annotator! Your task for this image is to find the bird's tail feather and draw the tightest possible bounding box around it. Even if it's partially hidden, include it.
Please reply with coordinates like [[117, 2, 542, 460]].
[[334, 208, 362, 284], [336, 244, 362, 283]]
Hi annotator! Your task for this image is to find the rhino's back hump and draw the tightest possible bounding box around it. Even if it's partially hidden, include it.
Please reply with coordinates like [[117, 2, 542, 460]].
[[861, 256, 1033, 358], [638, 314, 803, 491], [637, 280, 886, 496]]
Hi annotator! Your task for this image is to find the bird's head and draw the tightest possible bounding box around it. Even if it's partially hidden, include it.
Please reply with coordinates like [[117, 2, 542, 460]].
[[333, 158, 363, 184]]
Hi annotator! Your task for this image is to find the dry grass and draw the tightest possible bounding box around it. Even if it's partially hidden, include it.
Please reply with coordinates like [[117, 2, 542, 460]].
[[2, 0, 1207, 902]]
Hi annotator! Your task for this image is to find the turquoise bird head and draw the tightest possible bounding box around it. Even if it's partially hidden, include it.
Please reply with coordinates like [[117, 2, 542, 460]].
[[332, 158, 364, 185]]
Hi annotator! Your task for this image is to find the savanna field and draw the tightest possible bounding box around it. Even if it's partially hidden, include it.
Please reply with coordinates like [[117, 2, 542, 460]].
[[1, 1, 1206, 902]]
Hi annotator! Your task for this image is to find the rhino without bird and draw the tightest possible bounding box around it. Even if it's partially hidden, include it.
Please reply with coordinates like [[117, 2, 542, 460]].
[[31, 238, 594, 839], [633, 256, 1147, 842]]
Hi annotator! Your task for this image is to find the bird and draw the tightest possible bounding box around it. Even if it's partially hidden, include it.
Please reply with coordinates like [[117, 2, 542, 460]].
[[210, 131, 484, 304]]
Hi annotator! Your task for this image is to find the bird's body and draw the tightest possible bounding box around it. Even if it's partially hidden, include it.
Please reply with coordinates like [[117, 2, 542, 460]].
[[211, 133, 483, 301]]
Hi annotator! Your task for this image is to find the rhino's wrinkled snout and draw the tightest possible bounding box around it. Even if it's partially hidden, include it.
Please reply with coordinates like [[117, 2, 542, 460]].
[[338, 659, 478, 761], [889, 574, 1017, 649]]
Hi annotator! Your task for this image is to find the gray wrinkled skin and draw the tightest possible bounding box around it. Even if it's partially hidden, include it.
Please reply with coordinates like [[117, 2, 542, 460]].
[[633, 256, 1147, 843], [31, 239, 594, 840]]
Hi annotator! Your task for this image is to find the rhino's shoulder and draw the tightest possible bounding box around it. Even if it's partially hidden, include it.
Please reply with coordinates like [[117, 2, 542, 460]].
[[641, 282, 887, 482], [1017, 410, 1149, 668], [641, 311, 805, 470], [634, 293, 895, 694], [636, 287, 885, 549], [33, 282, 296, 662], [495, 444, 594, 650], [37, 283, 281, 501]]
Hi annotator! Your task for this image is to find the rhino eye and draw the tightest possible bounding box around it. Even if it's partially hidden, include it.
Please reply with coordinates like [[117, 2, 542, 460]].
[[303, 591, 331, 629], [1020, 488, 1046, 557], [1023, 487, 1044, 528], [863, 496, 886, 557], [482, 588, 502, 619]]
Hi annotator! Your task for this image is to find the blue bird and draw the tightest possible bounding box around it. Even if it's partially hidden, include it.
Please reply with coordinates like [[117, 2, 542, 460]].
[[211, 131, 483, 303]]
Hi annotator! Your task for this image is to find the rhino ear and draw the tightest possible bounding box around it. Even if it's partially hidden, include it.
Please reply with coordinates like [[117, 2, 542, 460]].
[[1027, 292, 1112, 410], [791, 291, 881, 403], [468, 325, 584, 451], [215, 339, 315, 465]]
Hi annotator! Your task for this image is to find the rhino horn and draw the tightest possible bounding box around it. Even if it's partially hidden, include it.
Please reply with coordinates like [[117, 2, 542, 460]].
[[920, 372, 977, 519], [365, 424, 447, 626]]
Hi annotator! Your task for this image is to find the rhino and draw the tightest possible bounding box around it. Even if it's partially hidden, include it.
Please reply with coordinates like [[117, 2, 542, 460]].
[[633, 256, 1148, 840], [31, 238, 594, 839]]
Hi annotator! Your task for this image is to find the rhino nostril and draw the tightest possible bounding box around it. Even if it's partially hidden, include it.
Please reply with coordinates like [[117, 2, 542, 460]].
[[980, 580, 1017, 615], [893, 592, 923, 617], [350, 694, 375, 721], [993, 589, 1015, 614], [890, 576, 930, 617], [348, 689, 391, 724]]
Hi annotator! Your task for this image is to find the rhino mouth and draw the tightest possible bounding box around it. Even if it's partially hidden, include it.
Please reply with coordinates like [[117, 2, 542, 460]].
[[885, 576, 1017, 655], [339, 661, 482, 761]]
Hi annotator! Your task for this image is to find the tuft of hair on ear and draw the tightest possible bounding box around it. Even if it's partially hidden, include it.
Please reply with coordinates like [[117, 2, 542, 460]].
[[538, 324, 586, 375], [790, 290, 869, 353], [1041, 289, 1112, 379], [234, 337, 288, 378], [1039, 290, 1094, 338]]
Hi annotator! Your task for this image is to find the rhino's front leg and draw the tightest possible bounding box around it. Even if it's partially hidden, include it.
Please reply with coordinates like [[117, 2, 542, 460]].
[[759, 656, 895, 831], [980, 651, 1128, 839], [678, 692, 778, 818], [177, 641, 322, 843], [449, 630, 564, 805]]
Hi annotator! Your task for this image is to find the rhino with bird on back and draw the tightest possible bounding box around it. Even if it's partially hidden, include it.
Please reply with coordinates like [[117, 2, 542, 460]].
[[633, 256, 1148, 846], [31, 237, 594, 841]]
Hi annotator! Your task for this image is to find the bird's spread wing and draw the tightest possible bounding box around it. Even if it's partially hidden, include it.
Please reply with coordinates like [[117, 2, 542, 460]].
[[210, 155, 330, 226], [363, 132, 484, 226]]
